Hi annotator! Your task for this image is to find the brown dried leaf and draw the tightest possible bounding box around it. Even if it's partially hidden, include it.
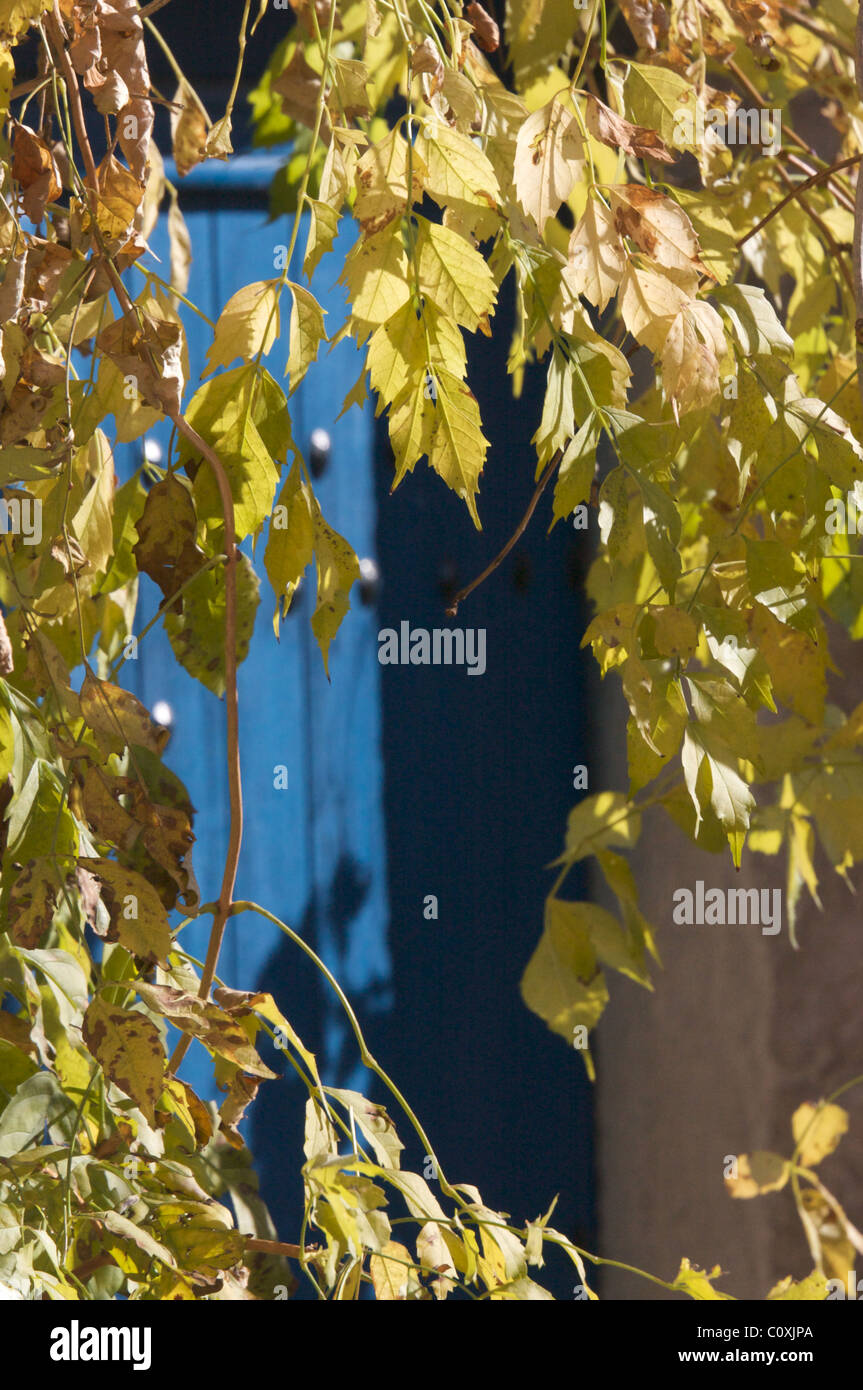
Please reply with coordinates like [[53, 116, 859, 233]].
[[218, 1072, 261, 1148], [272, 46, 328, 133], [133, 476, 205, 603], [83, 994, 165, 1124], [584, 94, 674, 163], [411, 38, 444, 96], [465, 1, 499, 52], [85, 68, 130, 115], [618, 0, 668, 50], [97, 309, 184, 416], [76, 864, 103, 930], [171, 82, 209, 178], [12, 124, 61, 224], [608, 185, 711, 285], [134, 982, 277, 1079], [119, 96, 155, 182]]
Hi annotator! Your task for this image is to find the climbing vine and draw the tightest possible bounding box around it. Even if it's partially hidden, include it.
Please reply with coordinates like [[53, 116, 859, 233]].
[[0, 0, 861, 1300]]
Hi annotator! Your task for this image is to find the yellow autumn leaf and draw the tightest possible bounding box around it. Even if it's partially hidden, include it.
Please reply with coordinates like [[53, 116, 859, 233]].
[[286, 282, 326, 393], [354, 127, 426, 235], [82, 994, 165, 1124], [204, 280, 280, 375], [303, 198, 340, 278], [563, 193, 626, 313], [265, 458, 316, 627], [724, 1151, 790, 1199], [416, 219, 497, 332], [792, 1102, 849, 1167], [342, 226, 411, 334], [426, 368, 488, 528], [77, 858, 173, 967], [416, 122, 500, 211], [370, 1240, 418, 1299], [93, 154, 145, 243], [670, 1258, 734, 1300], [310, 507, 360, 676], [0, 0, 51, 38]]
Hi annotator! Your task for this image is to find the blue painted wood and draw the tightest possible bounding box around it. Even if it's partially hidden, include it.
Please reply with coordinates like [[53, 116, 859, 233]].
[[109, 156, 594, 1287], [116, 163, 390, 1109]]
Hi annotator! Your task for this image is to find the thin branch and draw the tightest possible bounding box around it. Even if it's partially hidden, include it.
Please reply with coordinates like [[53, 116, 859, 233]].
[[727, 57, 855, 206], [47, 5, 97, 187], [164, 412, 243, 1020], [244, 1238, 321, 1260], [783, 150, 856, 213], [737, 154, 862, 247], [779, 5, 855, 58], [445, 448, 563, 618]]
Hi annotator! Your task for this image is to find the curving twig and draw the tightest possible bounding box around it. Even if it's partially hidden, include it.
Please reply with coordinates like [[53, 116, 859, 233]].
[[737, 153, 862, 248], [445, 448, 563, 618]]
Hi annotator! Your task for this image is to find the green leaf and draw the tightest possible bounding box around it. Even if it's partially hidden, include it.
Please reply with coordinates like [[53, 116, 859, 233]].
[[519, 898, 611, 1056], [6, 761, 78, 864], [184, 375, 280, 542], [713, 284, 794, 358], [670, 1258, 734, 1300], [286, 282, 326, 394], [624, 63, 699, 151], [550, 415, 598, 526], [681, 724, 755, 867], [0, 1072, 70, 1157]]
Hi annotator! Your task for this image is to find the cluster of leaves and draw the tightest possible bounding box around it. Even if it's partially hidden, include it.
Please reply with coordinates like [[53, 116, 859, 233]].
[[252, 0, 863, 1072], [0, 0, 860, 1300], [725, 1093, 863, 1296]]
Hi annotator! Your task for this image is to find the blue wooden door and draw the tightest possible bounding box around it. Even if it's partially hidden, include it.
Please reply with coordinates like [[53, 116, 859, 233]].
[[120, 155, 390, 1110], [118, 156, 594, 1289]]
